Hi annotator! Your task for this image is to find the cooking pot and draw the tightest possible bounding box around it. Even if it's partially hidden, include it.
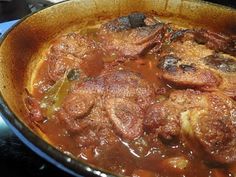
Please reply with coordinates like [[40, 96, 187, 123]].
[[0, 0, 235, 176]]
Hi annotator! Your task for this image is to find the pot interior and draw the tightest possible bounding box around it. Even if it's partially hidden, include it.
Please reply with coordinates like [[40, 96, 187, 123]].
[[0, 0, 235, 175]]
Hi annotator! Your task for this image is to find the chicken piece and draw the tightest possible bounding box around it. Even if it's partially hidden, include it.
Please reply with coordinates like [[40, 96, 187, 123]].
[[158, 31, 236, 99], [145, 89, 236, 164], [98, 12, 167, 58], [47, 32, 103, 82]]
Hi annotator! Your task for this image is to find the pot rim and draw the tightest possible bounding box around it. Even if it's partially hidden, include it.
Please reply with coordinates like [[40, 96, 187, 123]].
[[0, 0, 235, 177]]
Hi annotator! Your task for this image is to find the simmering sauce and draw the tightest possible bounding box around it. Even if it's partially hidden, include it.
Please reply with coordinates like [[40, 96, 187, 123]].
[[25, 12, 236, 177]]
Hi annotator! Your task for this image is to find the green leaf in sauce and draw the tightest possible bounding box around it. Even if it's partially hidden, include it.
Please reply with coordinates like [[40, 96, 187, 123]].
[[40, 73, 71, 119], [67, 69, 80, 81]]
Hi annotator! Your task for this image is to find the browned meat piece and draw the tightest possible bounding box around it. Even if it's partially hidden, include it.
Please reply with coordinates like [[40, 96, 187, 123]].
[[145, 89, 236, 164], [73, 69, 155, 109], [98, 12, 167, 58], [158, 31, 236, 99], [47, 32, 103, 82], [58, 69, 154, 141], [169, 29, 191, 42], [57, 91, 118, 148], [203, 54, 236, 99], [102, 70, 155, 109], [24, 90, 44, 122], [194, 30, 236, 56], [203, 54, 236, 73], [144, 102, 181, 141], [165, 29, 236, 56], [58, 92, 95, 133], [159, 55, 222, 90], [106, 98, 143, 140], [179, 90, 236, 164], [62, 92, 94, 119]]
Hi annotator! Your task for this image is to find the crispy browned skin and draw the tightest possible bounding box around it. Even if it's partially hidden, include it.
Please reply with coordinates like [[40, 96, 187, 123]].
[[145, 89, 236, 164], [98, 12, 167, 58], [47, 33, 104, 82], [159, 31, 236, 99]]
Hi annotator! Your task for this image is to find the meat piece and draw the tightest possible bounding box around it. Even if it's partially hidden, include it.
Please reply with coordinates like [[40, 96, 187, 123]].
[[203, 54, 236, 73], [62, 92, 95, 119], [103, 70, 155, 109], [169, 29, 191, 42], [162, 68, 221, 90], [159, 54, 180, 72], [24, 90, 44, 122], [159, 55, 222, 89], [128, 12, 146, 28], [144, 89, 199, 142], [145, 89, 236, 164], [79, 54, 104, 77], [47, 33, 103, 82], [106, 98, 143, 140], [179, 91, 236, 164], [98, 12, 167, 58], [73, 69, 155, 109], [144, 102, 180, 141], [194, 30, 236, 56], [165, 29, 236, 56], [158, 31, 236, 98], [58, 92, 95, 132], [58, 91, 119, 148], [57, 69, 153, 142], [203, 54, 236, 99]]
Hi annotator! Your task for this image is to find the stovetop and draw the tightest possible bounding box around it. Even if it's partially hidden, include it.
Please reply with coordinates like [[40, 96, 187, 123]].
[[0, 123, 70, 177], [0, 118, 70, 177], [0, 1, 235, 177]]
